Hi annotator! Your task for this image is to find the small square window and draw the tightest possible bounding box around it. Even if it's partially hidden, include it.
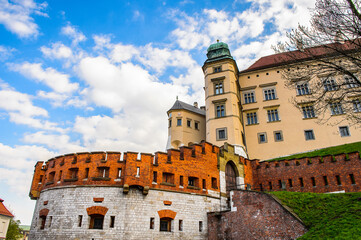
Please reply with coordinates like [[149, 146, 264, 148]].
[[216, 128, 227, 141], [177, 118, 182, 126], [258, 132, 267, 144], [304, 130, 315, 140], [339, 126, 350, 137], [214, 66, 222, 73], [274, 131, 283, 142]]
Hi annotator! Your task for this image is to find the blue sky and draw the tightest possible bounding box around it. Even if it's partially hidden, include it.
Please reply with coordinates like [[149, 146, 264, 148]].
[[0, 0, 315, 224]]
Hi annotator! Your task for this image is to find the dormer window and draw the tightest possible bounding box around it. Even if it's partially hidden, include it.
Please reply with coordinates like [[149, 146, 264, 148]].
[[213, 66, 221, 73]]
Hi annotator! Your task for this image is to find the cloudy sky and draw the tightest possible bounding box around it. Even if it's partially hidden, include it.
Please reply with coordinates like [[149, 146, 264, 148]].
[[0, 0, 315, 224]]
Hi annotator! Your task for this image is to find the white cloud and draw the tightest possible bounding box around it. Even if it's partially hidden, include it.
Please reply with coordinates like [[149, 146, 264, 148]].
[[0, 0, 47, 38], [40, 42, 73, 59], [0, 45, 15, 61], [110, 43, 139, 62], [61, 23, 86, 45], [10, 62, 78, 93]]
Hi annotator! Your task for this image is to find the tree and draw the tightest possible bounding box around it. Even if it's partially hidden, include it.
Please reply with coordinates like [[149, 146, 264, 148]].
[[274, 0, 361, 125], [6, 218, 22, 240]]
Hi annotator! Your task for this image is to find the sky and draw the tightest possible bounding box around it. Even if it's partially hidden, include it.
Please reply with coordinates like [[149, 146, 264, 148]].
[[0, 0, 316, 225]]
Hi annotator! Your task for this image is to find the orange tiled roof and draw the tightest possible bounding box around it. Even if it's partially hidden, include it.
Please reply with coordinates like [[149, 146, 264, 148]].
[[0, 199, 14, 217]]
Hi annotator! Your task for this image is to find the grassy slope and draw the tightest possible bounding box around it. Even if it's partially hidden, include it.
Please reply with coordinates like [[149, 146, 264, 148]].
[[267, 141, 361, 162], [271, 191, 361, 239]]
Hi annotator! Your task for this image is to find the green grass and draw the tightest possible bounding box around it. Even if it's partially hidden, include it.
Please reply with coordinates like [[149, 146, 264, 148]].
[[271, 191, 361, 239], [266, 141, 361, 162]]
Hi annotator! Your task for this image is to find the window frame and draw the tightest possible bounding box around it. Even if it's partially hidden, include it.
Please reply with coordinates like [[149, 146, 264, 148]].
[[263, 87, 277, 101], [273, 130, 283, 142], [323, 77, 338, 91], [329, 102, 344, 115], [302, 105, 316, 119], [267, 108, 280, 122], [296, 82, 310, 95], [216, 127, 227, 141], [304, 129, 315, 140], [344, 75, 360, 88], [243, 90, 256, 104], [213, 66, 222, 73], [258, 132, 267, 144], [246, 111, 258, 125], [353, 99, 361, 112], [215, 103, 226, 118], [214, 81, 224, 95], [176, 118, 182, 126], [339, 126, 350, 137]]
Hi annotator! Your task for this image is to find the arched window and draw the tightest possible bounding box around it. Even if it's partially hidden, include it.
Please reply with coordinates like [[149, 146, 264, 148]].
[[225, 162, 238, 193]]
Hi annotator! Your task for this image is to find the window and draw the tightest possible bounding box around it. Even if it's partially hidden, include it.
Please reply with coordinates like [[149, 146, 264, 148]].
[[136, 167, 140, 177], [296, 82, 310, 95], [188, 177, 198, 187], [153, 171, 157, 183], [179, 176, 184, 186], [89, 214, 104, 229], [179, 220, 183, 231], [211, 177, 218, 189], [344, 75, 360, 88], [40, 216, 46, 230], [246, 112, 258, 125], [258, 132, 267, 144], [299, 178, 304, 187], [278, 180, 282, 189], [162, 172, 175, 185], [168, 119, 172, 128], [48, 172, 55, 183], [98, 167, 109, 178], [110, 216, 115, 228], [160, 218, 171, 232], [244, 91, 255, 104], [339, 126, 350, 137], [150, 218, 155, 229], [353, 99, 361, 112], [304, 130, 315, 140], [323, 78, 337, 91], [350, 174, 356, 184], [323, 176, 329, 186], [187, 119, 191, 128], [215, 104, 225, 118], [216, 128, 227, 140], [202, 179, 206, 189], [311, 177, 316, 187], [68, 168, 78, 180], [214, 66, 221, 73], [58, 170, 62, 181], [274, 131, 283, 142], [195, 121, 199, 130], [199, 221, 203, 232], [263, 88, 277, 100], [288, 179, 293, 188], [269, 182, 272, 190], [214, 82, 224, 95], [177, 118, 182, 126], [78, 215, 83, 227], [302, 105, 315, 118], [267, 109, 279, 122], [330, 102, 344, 115], [117, 168, 122, 178], [84, 168, 89, 179], [48, 216, 52, 228], [336, 175, 342, 185]]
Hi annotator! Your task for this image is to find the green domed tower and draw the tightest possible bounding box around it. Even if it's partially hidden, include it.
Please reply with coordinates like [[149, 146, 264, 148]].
[[202, 41, 247, 158]]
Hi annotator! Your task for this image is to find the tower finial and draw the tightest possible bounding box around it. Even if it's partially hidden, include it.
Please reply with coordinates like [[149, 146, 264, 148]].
[[217, 39, 219, 43], [176, 96, 178, 100]]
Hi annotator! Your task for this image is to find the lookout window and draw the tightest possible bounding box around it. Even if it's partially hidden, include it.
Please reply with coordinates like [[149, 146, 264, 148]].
[[97, 167, 109, 178], [213, 66, 221, 73], [160, 218, 172, 232], [40, 216, 46, 230], [89, 214, 104, 229], [162, 172, 175, 185]]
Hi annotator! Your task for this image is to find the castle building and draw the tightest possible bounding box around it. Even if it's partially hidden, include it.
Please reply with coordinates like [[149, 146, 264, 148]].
[[28, 41, 361, 239], [0, 198, 14, 239]]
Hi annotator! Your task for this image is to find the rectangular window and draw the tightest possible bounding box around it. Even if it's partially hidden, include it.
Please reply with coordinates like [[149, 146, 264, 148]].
[[339, 126, 350, 137], [162, 172, 175, 184], [150, 217, 155, 229], [188, 177, 198, 187], [296, 82, 310, 95], [199, 221, 203, 232], [323, 176, 329, 186], [267, 109, 279, 122], [214, 66, 221, 73], [214, 82, 224, 95], [187, 119, 191, 128], [330, 102, 344, 115], [299, 178, 304, 187], [216, 128, 227, 140], [179, 220, 183, 231], [211, 177, 218, 189], [160, 218, 171, 232], [244, 91, 255, 104], [304, 130, 315, 140], [153, 171, 157, 183], [274, 131, 283, 142], [344, 75, 360, 88], [168, 119, 172, 128], [202, 179, 206, 189], [311, 177, 316, 187], [302, 105, 316, 118], [195, 121, 199, 130], [69, 168, 78, 179], [288, 179, 293, 188], [180, 176, 184, 186], [258, 132, 267, 144], [323, 78, 337, 91], [177, 118, 182, 126], [136, 167, 140, 177], [117, 168, 122, 178], [58, 170, 62, 181], [78, 215, 83, 227], [336, 175, 342, 185], [215, 104, 225, 118], [278, 180, 282, 189], [246, 112, 258, 125], [269, 181, 272, 190], [350, 174, 356, 184], [110, 216, 115, 228], [263, 88, 277, 100], [49, 216, 52, 228], [353, 99, 361, 112], [84, 168, 89, 179], [98, 167, 109, 178]]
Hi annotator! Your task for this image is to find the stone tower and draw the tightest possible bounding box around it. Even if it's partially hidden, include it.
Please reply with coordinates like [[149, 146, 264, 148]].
[[202, 41, 247, 157]]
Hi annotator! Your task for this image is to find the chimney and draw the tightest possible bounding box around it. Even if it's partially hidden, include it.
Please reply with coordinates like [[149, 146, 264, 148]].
[[193, 102, 198, 108], [200, 106, 206, 111]]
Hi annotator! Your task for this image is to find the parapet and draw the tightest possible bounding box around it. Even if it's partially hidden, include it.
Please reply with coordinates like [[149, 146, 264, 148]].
[[29, 142, 222, 199]]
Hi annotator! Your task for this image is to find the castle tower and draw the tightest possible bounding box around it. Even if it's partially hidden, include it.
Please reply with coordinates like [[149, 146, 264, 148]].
[[202, 41, 247, 157]]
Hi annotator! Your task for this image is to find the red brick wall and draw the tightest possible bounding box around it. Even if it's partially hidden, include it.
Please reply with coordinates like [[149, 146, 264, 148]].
[[246, 152, 361, 193], [207, 190, 307, 240], [29, 142, 221, 199]]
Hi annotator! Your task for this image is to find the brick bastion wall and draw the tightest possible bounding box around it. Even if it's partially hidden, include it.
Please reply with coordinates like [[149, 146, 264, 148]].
[[246, 151, 361, 193]]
